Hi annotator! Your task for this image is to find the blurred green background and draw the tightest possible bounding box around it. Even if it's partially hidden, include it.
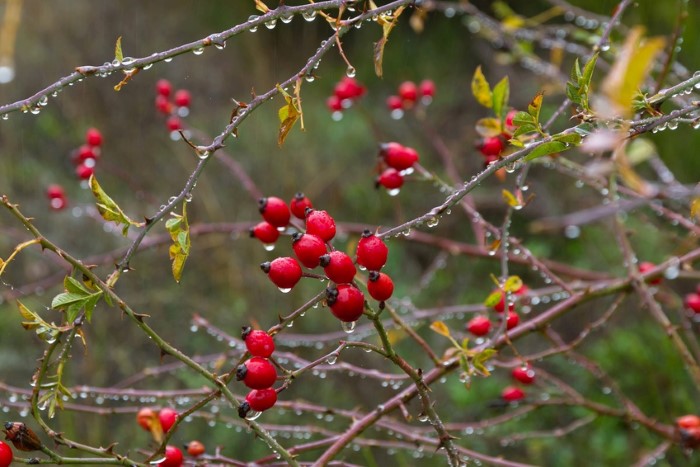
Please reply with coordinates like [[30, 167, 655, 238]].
[[0, 1, 699, 465]]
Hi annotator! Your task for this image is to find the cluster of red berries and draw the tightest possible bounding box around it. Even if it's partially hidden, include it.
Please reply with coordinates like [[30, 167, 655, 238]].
[[386, 79, 435, 117], [154, 79, 191, 133], [677, 414, 700, 448], [0, 441, 11, 467], [253, 194, 393, 324], [501, 363, 536, 402], [375, 142, 420, 195], [326, 76, 366, 117], [236, 327, 279, 418], [136, 407, 189, 466], [476, 110, 517, 166], [466, 283, 529, 338]]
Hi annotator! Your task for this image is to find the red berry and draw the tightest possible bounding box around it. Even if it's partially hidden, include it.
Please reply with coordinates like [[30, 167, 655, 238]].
[[261, 257, 302, 290], [306, 209, 336, 242], [639, 261, 661, 285], [419, 79, 436, 98], [356, 230, 389, 271], [398, 81, 418, 102], [677, 415, 700, 429], [386, 95, 403, 111], [161, 445, 183, 467], [327, 95, 343, 112], [511, 364, 535, 384], [137, 407, 156, 431], [166, 116, 183, 131], [174, 89, 191, 108], [158, 407, 178, 433], [242, 327, 275, 358], [327, 284, 365, 322], [75, 144, 97, 163], [85, 128, 103, 147], [515, 284, 529, 296], [236, 356, 277, 389], [505, 109, 517, 132], [506, 311, 519, 330], [334, 77, 365, 101], [292, 233, 327, 268], [156, 79, 172, 97], [377, 168, 404, 191], [75, 163, 94, 180], [186, 440, 205, 457], [245, 388, 278, 412], [259, 196, 290, 228], [155, 95, 172, 114], [479, 137, 504, 157], [380, 143, 419, 171], [685, 293, 700, 313], [493, 290, 515, 313], [367, 271, 394, 302], [467, 315, 491, 336], [250, 221, 280, 245], [501, 386, 525, 402], [50, 195, 67, 211], [0, 441, 12, 467], [46, 184, 65, 199], [319, 251, 356, 284], [290, 192, 313, 219]]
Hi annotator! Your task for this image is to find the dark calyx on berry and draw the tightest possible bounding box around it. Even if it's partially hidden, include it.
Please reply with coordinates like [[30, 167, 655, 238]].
[[235, 364, 248, 381], [241, 326, 252, 340], [237, 401, 251, 418]]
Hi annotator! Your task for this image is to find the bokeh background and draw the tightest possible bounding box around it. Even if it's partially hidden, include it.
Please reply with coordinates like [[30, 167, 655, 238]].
[[0, 1, 699, 465]]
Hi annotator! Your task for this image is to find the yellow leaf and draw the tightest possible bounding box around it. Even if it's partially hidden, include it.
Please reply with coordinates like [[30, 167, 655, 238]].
[[254, 0, 270, 13], [475, 118, 502, 137], [373, 6, 405, 78], [483, 290, 503, 308], [691, 199, 700, 220], [601, 27, 665, 117], [501, 189, 520, 208], [503, 275, 523, 293], [430, 321, 451, 338], [471, 66, 493, 108], [89, 176, 142, 235], [114, 36, 123, 63]]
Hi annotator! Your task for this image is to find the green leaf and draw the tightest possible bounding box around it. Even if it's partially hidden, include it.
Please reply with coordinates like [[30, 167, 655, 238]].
[[571, 57, 582, 82], [51, 292, 90, 310], [89, 176, 142, 236], [471, 66, 493, 108], [566, 82, 581, 105], [527, 91, 544, 122], [492, 76, 510, 120], [114, 36, 123, 63], [167, 204, 190, 283], [484, 290, 503, 308], [553, 133, 582, 145], [580, 52, 599, 91], [64, 276, 90, 295], [513, 124, 538, 138], [525, 141, 568, 162], [475, 118, 502, 137], [512, 111, 535, 126]]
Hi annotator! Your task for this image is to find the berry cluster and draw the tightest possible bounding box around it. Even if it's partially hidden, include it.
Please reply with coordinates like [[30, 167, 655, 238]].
[[501, 363, 536, 402], [237, 327, 279, 418], [136, 407, 185, 466], [326, 76, 366, 118], [375, 142, 420, 195], [476, 109, 517, 166], [466, 283, 529, 338], [386, 79, 435, 118], [154, 79, 191, 135]]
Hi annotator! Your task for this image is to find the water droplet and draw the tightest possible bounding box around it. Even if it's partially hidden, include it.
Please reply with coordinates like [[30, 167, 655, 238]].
[[263, 244, 275, 252], [667, 120, 679, 130], [427, 217, 439, 228], [265, 19, 277, 29], [387, 188, 401, 196], [143, 63, 153, 70], [193, 47, 204, 55], [278, 287, 292, 294], [38, 95, 48, 107], [280, 13, 293, 24], [417, 413, 429, 422], [248, 15, 259, 32], [197, 150, 210, 160], [390, 109, 404, 120], [331, 111, 343, 121], [0, 65, 15, 83], [341, 321, 356, 333], [2, 114, 9, 120], [346, 66, 356, 78], [303, 10, 317, 22], [164, 57, 173, 63], [564, 225, 580, 239], [215, 42, 227, 50], [326, 355, 337, 365]]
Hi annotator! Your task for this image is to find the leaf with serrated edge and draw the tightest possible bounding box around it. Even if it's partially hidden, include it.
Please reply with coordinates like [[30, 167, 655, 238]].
[[512, 111, 535, 126], [89, 176, 142, 236], [430, 321, 451, 338], [525, 141, 568, 162], [513, 124, 538, 138], [492, 76, 510, 120], [471, 66, 493, 108], [65, 276, 90, 295], [51, 292, 88, 310]]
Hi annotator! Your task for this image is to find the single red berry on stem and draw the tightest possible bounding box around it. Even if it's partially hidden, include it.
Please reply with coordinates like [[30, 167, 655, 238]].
[[76, 163, 94, 180], [381, 143, 419, 171], [245, 388, 278, 412], [398, 81, 418, 103], [242, 327, 275, 358], [319, 251, 357, 284], [76, 145, 97, 163], [479, 137, 504, 157], [493, 290, 515, 313], [306, 209, 336, 242], [236, 357, 277, 389], [158, 407, 178, 433], [367, 271, 394, 302], [684, 293, 700, 313], [137, 407, 156, 431], [85, 128, 103, 147], [467, 315, 491, 336], [249, 221, 280, 245], [386, 95, 403, 111], [512, 364, 535, 384], [186, 440, 205, 457], [156, 79, 172, 97], [292, 233, 327, 268], [638, 261, 662, 285], [419, 79, 436, 98], [155, 95, 172, 114], [334, 77, 365, 101], [377, 168, 404, 191], [326, 95, 343, 112], [506, 311, 519, 330], [259, 197, 290, 228], [261, 257, 302, 290], [326, 284, 365, 322], [161, 445, 183, 467], [174, 89, 191, 107], [290, 192, 313, 219], [356, 230, 389, 271], [166, 116, 183, 131], [0, 440, 12, 467], [677, 415, 700, 429], [501, 386, 525, 402], [46, 184, 65, 199]]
